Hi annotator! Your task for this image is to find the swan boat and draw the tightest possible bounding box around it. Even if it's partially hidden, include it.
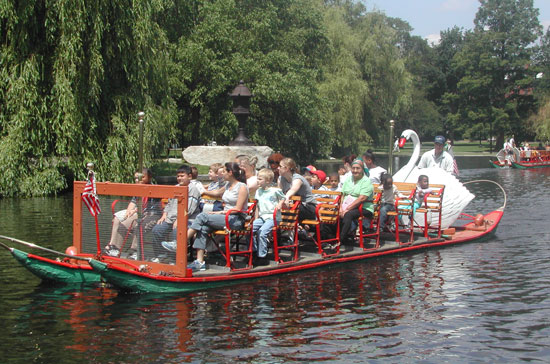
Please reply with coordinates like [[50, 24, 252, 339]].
[[1, 159, 506, 294], [393, 129, 475, 229]]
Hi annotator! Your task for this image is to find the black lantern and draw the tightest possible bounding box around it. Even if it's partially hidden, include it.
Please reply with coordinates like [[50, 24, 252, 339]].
[[229, 80, 254, 146]]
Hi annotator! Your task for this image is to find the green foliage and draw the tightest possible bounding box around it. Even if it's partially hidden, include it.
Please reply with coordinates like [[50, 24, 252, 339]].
[[1, 0, 548, 196], [444, 0, 542, 144]]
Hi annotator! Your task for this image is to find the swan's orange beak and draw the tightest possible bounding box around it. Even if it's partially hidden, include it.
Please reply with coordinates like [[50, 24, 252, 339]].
[[398, 137, 407, 148]]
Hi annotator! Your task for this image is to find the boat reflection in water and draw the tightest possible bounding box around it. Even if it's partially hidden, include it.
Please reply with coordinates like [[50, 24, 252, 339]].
[[11, 248, 452, 362]]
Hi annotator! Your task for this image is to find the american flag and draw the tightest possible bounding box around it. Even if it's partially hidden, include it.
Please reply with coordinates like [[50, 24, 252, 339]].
[[82, 171, 101, 216], [453, 158, 459, 176]]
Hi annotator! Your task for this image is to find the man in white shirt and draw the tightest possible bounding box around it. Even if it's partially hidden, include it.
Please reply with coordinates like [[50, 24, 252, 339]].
[[418, 135, 455, 174]]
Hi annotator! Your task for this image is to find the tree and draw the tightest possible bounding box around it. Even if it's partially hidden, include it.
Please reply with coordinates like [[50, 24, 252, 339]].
[[448, 0, 542, 148], [0, 1, 177, 196]]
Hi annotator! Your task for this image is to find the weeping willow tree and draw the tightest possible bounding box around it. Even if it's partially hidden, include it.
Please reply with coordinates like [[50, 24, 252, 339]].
[[0, 0, 177, 196]]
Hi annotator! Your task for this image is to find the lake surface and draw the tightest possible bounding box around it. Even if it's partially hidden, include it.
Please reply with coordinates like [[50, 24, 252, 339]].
[[1, 166, 550, 363]]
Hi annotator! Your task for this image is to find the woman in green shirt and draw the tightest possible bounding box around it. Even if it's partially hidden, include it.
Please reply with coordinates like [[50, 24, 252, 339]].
[[339, 159, 374, 244]]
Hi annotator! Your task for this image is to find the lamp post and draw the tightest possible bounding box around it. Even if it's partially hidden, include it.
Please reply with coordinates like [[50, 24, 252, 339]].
[[137, 111, 145, 176], [229, 80, 254, 146], [388, 120, 394, 175]]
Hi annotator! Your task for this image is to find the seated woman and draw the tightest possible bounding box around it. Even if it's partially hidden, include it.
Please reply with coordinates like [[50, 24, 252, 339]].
[[186, 162, 249, 272], [237, 155, 259, 197], [277, 157, 317, 221], [339, 159, 374, 244]]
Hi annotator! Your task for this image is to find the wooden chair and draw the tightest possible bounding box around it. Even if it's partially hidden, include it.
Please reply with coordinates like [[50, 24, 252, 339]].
[[357, 184, 382, 251], [386, 182, 417, 244], [414, 184, 445, 238], [212, 199, 257, 271], [301, 190, 342, 257], [272, 196, 301, 264]]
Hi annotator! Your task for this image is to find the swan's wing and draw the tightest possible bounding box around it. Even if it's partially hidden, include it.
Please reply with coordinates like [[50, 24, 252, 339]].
[[405, 167, 475, 229]]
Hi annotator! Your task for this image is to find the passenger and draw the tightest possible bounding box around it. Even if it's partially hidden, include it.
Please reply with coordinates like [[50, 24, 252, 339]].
[[362, 150, 386, 184], [104, 168, 162, 260], [310, 169, 329, 195], [267, 153, 284, 182], [413, 174, 432, 214], [186, 162, 249, 272], [301, 164, 316, 186], [339, 159, 374, 244], [199, 162, 224, 212], [252, 168, 285, 262], [338, 154, 356, 189], [378, 173, 399, 231], [237, 156, 259, 197], [277, 158, 317, 221], [328, 173, 340, 192], [418, 135, 454, 174], [152, 165, 201, 260]]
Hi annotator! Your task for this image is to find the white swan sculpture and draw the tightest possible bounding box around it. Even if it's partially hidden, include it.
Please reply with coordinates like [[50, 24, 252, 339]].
[[392, 129, 475, 229]]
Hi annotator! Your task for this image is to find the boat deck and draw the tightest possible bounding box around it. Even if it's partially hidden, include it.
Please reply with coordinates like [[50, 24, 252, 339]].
[[190, 232, 439, 277]]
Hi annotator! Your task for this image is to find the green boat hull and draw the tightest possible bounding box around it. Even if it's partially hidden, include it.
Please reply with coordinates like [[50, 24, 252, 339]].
[[89, 259, 242, 293], [511, 161, 550, 169], [12, 248, 101, 284]]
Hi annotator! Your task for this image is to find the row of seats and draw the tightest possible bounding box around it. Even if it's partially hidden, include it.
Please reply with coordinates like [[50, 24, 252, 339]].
[[210, 183, 445, 271]]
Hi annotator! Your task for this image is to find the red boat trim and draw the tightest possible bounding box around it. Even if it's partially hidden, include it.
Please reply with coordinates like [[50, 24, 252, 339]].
[[99, 209, 504, 284]]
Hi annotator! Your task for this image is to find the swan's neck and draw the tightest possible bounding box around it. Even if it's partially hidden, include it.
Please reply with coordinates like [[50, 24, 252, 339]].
[[409, 133, 421, 168]]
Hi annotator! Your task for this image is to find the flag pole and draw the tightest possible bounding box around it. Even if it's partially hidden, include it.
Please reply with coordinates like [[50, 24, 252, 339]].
[[388, 120, 395, 175], [86, 163, 102, 256]]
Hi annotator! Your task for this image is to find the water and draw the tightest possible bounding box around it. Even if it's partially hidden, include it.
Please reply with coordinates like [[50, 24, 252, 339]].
[[1, 167, 550, 363]]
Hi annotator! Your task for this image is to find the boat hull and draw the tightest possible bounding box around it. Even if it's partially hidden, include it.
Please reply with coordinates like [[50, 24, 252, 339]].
[[11, 248, 101, 284], [489, 160, 511, 168], [91, 209, 504, 294], [511, 161, 550, 169]]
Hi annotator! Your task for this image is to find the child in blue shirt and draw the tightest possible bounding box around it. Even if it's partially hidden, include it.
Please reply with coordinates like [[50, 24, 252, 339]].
[[253, 168, 285, 259]]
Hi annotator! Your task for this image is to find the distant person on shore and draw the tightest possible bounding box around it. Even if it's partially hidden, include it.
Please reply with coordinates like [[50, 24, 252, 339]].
[[418, 135, 454, 174], [445, 139, 454, 157], [362, 150, 386, 184]]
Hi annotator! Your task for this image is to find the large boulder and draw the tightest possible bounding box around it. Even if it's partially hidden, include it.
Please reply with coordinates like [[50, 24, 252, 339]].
[[182, 146, 274, 168]]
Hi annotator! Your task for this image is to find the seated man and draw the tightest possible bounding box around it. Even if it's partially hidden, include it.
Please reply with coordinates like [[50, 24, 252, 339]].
[[151, 165, 201, 261]]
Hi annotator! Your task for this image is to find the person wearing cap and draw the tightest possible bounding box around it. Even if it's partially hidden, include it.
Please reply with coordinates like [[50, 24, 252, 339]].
[[310, 169, 330, 197], [300, 164, 316, 186], [418, 135, 455, 174]]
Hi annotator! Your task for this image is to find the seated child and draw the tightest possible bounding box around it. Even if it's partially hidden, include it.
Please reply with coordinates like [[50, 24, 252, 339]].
[[152, 165, 201, 259], [414, 174, 432, 213], [199, 162, 224, 212], [252, 168, 285, 260], [378, 173, 399, 231], [310, 170, 327, 190], [328, 173, 340, 191]]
